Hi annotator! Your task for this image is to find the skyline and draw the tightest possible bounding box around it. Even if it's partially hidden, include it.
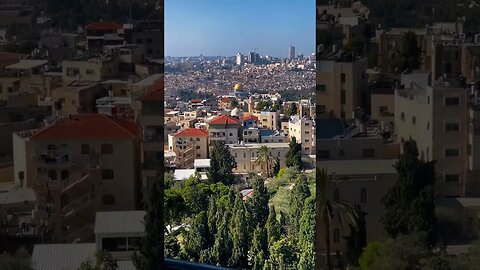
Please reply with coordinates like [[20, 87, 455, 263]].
[[165, 0, 315, 58]]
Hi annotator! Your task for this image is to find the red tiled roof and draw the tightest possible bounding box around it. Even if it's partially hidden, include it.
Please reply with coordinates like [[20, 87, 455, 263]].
[[208, 115, 239, 125], [243, 114, 258, 121], [191, 99, 203, 103], [85, 21, 122, 31], [31, 114, 139, 140], [175, 128, 208, 137], [220, 97, 233, 103]]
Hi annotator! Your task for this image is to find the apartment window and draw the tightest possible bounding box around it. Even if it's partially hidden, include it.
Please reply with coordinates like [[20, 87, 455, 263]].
[[48, 170, 57, 180], [102, 237, 126, 251], [468, 144, 472, 156], [60, 170, 69, 180], [341, 89, 346, 105], [18, 171, 24, 180], [412, 116, 416, 125], [401, 112, 405, 121], [318, 84, 327, 92], [229, 133, 233, 136], [318, 150, 330, 158], [333, 229, 340, 243], [102, 169, 114, 180], [102, 194, 116, 205], [66, 67, 80, 76], [379, 106, 388, 114], [445, 148, 459, 157], [445, 174, 460, 183], [136, 38, 143, 44], [340, 73, 346, 82], [445, 97, 460, 106], [86, 69, 95, 75], [243, 152, 246, 158], [196, 138, 200, 141], [333, 188, 340, 202], [101, 144, 113, 154], [196, 145, 200, 149], [81, 144, 90, 155], [445, 123, 460, 132], [427, 121, 430, 130], [196, 154, 201, 158], [362, 149, 375, 158]]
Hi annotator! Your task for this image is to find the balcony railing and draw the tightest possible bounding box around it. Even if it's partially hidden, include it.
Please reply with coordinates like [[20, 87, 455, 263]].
[[62, 170, 91, 192], [62, 193, 95, 218], [36, 153, 72, 167]]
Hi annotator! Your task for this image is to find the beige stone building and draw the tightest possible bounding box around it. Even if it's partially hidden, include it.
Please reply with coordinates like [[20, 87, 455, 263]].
[[316, 159, 397, 262], [23, 114, 141, 242], [317, 57, 368, 119], [288, 115, 314, 155], [254, 111, 280, 130], [207, 115, 241, 145], [228, 142, 289, 177], [62, 58, 119, 84], [52, 81, 106, 116], [394, 76, 470, 197], [171, 128, 209, 169], [138, 85, 163, 203]]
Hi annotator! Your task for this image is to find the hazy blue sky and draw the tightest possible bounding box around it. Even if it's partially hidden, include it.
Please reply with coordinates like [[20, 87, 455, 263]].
[[165, 0, 315, 58]]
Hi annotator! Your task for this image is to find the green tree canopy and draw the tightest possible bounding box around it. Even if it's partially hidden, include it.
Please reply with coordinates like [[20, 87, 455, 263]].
[[285, 137, 303, 170], [382, 139, 437, 246], [207, 141, 237, 185]]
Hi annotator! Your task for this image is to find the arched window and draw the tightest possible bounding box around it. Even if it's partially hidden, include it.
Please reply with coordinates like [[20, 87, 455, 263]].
[[333, 229, 340, 243], [102, 194, 115, 205], [60, 194, 69, 208], [101, 144, 113, 155], [61, 170, 69, 180], [333, 188, 340, 202], [102, 169, 114, 180], [81, 144, 90, 155], [360, 188, 367, 203], [48, 170, 57, 180]]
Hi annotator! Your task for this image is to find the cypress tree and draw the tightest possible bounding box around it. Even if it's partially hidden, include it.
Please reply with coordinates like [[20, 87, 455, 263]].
[[213, 211, 232, 266], [185, 211, 210, 261], [208, 141, 237, 185], [266, 205, 281, 248], [250, 226, 268, 269], [382, 139, 437, 246], [298, 196, 316, 270], [249, 176, 270, 227], [289, 174, 311, 239], [229, 209, 249, 268]]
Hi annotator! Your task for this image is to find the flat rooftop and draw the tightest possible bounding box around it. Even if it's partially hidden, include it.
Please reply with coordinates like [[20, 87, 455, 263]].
[[6, 59, 48, 70], [318, 159, 398, 175], [32, 243, 96, 270], [94, 211, 146, 235], [228, 142, 289, 149]]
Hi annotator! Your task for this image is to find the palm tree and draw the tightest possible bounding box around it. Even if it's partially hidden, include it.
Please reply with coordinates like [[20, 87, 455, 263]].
[[317, 168, 358, 270], [255, 145, 277, 178]]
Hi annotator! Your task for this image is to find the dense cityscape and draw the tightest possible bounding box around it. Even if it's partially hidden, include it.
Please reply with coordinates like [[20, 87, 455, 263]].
[[0, 0, 479, 269]]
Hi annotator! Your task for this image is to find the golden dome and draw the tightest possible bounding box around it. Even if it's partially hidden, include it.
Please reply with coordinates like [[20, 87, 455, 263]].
[[234, 83, 242, 91]]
